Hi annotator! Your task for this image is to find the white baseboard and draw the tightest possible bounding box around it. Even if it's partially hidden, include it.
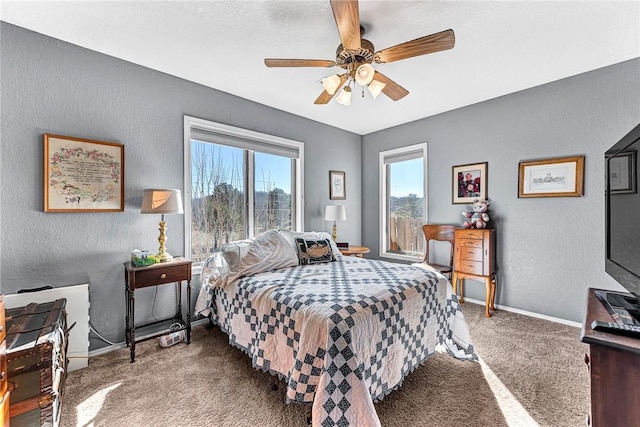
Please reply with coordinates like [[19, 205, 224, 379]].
[[88, 317, 210, 358], [463, 298, 581, 328]]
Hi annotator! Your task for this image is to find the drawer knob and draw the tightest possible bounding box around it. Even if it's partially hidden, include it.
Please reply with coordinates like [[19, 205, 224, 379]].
[[0, 325, 3, 333], [0, 372, 4, 381], [160, 273, 167, 279]]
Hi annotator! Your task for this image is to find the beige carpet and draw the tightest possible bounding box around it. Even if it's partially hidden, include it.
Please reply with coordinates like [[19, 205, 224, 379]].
[[60, 302, 589, 427]]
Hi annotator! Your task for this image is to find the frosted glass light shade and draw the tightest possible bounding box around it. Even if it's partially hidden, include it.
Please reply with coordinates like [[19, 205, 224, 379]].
[[324, 205, 347, 221], [336, 86, 352, 105], [321, 74, 341, 95], [355, 63, 375, 86], [141, 189, 184, 214], [367, 79, 386, 99]]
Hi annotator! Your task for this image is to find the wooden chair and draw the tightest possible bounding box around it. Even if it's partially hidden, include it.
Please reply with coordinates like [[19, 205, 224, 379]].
[[419, 224, 456, 279]]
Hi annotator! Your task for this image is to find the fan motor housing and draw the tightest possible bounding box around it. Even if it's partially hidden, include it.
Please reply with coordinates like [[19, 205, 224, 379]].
[[336, 39, 375, 68]]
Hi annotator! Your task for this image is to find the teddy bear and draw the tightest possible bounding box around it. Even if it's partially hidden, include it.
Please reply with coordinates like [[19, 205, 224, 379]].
[[462, 199, 491, 229]]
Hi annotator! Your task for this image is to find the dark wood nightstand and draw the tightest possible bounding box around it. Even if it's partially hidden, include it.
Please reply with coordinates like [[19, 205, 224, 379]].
[[124, 258, 192, 362]]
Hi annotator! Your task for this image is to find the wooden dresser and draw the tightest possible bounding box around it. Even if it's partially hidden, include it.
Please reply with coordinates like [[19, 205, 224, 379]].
[[581, 288, 640, 427], [452, 228, 496, 317], [0, 294, 9, 427]]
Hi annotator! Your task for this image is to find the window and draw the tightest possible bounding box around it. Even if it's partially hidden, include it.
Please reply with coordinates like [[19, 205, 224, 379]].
[[184, 116, 304, 266], [379, 143, 427, 261]]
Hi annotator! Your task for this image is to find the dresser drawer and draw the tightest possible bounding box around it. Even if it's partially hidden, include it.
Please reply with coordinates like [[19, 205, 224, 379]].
[[456, 230, 484, 240], [131, 263, 191, 288], [456, 260, 484, 275], [459, 246, 483, 261], [458, 238, 483, 249]]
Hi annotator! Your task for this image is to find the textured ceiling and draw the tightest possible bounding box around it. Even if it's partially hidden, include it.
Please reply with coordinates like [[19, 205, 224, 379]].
[[1, 1, 639, 135]]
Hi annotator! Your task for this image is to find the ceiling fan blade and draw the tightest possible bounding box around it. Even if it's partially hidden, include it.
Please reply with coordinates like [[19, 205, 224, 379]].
[[314, 74, 348, 104], [373, 71, 409, 101], [265, 59, 337, 68], [330, 0, 361, 50], [374, 29, 455, 64]]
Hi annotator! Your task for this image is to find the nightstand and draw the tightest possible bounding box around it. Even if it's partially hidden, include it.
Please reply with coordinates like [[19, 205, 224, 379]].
[[124, 258, 192, 362], [339, 245, 370, 258]]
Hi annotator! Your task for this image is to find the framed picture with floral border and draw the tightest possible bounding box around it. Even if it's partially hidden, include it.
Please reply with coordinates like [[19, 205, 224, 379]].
[[518, 155, 584, 198], [452, 162, 488, 204], [44, 134, 124, 212], [329, 170, 346, 200]]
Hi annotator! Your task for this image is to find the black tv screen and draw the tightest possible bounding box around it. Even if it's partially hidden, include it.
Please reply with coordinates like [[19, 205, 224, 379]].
[[606, 122, 640, 302]]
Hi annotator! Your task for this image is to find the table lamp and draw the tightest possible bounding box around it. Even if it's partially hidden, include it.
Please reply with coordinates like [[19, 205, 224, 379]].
[[324, 205, 346, 241], [141, 189, 184, 263]]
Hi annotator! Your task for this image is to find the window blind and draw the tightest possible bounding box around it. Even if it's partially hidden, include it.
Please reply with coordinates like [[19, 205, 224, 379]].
[[190, 127, 300, 159], [382, 148, 423, 164]]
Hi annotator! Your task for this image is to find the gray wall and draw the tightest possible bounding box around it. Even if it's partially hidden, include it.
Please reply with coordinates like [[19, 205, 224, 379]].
[[2, 20, 638, 351], [0, 23, 361, 350], [362, 58, 640, 323]]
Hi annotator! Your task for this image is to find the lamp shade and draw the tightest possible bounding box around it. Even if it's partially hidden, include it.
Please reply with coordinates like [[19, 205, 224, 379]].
[[141, 189, 184, 214], [367, 79, 386, 99], [322, 74, 342, 95], [324, 205, 347, 221], [355, 63, 375, 86], [336, 86, 352, 105]]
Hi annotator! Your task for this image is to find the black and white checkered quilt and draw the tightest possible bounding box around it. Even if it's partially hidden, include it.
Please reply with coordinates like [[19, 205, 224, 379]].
[[197, 256, 476, 427]]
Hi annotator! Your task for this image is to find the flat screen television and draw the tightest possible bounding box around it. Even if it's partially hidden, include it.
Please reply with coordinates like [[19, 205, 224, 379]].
[[605, 122, 640, 312]]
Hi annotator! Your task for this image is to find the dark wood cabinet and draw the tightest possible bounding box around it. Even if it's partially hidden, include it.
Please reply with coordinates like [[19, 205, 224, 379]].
[[581, 288, 640, 427], [452, 228, 496, 317], [124, 258, 192, 363]]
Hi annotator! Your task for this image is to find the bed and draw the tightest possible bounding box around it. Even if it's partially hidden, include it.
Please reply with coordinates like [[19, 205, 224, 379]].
[[195, 230, 476, 427]]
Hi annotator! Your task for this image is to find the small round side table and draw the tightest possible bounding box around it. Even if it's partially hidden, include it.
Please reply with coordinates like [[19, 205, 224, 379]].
[[339, 245, 371, 258]]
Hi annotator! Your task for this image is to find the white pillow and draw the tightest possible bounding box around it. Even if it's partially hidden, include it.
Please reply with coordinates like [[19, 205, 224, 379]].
[[205, 230, 299, 287]]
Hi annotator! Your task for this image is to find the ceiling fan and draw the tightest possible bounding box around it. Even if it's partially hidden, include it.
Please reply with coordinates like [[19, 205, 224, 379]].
[[264, 0, 455, 105]]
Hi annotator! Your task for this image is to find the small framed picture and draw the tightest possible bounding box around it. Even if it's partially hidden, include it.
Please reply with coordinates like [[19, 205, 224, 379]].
[[452, 162, 488, 204], [329, 170, 346, 200], [608, 150, 637, 194], [518, 155, 584, 198]]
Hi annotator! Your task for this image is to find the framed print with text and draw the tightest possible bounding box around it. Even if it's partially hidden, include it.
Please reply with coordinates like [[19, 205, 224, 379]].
[[44, 134, 124, 212]]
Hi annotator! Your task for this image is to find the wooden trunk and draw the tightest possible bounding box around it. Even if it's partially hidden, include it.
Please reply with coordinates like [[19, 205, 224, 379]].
[[5, 299, 68, 427]]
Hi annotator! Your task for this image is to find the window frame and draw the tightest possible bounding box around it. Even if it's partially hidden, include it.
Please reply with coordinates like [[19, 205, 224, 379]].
[[379, 142, 428, 262], [184, 116, 304, 273]]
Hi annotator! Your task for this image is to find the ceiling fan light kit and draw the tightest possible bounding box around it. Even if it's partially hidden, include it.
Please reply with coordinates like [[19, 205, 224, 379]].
[[336, 86, 352, 106], [265, 0, 455, 106], [354, 63, 375, 86], [322, 74, 342, 95], [367, 79, 386, 99]]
